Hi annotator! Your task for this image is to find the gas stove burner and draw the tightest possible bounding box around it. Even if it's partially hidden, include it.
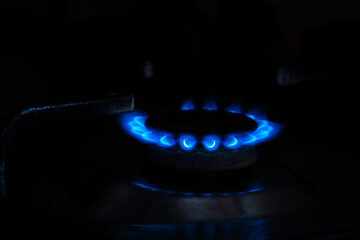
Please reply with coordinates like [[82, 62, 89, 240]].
[[119, 101, 281, 150], [118, 100, 282, 171], [145, 110, 258, 137]]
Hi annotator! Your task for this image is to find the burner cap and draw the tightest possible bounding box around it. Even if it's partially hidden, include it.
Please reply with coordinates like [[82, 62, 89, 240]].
[[145, 110, 258, 137]]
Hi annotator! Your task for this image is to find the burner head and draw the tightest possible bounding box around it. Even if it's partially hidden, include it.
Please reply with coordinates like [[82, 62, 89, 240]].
[[118, 100, 283, 171], [145, 110, 258, 137], [144, 110, 258, 172], [147, 144, 256, 172]]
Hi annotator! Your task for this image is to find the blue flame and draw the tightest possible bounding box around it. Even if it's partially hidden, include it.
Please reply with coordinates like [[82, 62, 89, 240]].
[[181, 99, 195, 110], [225, 102, 242, 114], [118, 111, 175, 147], [160, 135, 176, 147], [202, 100, 217, 111], [202, 135, 221, 151], [118, 101, 282, 151], [223, 136, 239, 149], [222, 119, 281, 148], [179, 135, 197, 150]]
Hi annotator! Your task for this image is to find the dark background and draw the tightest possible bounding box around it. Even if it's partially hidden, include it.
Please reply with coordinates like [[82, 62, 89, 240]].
[[1, 0, 360, 239], [1, 0, 360, 114]]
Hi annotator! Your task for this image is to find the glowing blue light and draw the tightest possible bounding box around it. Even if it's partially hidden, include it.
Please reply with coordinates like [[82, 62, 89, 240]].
[[257, 120, 267, 129], [159, 135, 176, 147], [142, 131, 158, 142], [182, 192, 196, 196], [181, 99, 195, 110], [131, 180, 264, 197], [202, 135, 220, 151], [132, 182, 161, 192], [217, 193, 232, 196], [225, 104, 242, 114], [221, 112, 282, 147], [118, 106, 283, 151], [200, 193, 213, 197], [246, 114, 255, 119], [179, 135, 197, 150], [242, 134, 257, 144], [119, 110, 172, 145], [223, 136, 239, 148], [134, 116, 147, 125], [202, 100, 217, 111]]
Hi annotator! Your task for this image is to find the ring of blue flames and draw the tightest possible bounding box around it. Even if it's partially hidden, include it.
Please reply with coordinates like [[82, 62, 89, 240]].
[[119, 100, 282, 151]]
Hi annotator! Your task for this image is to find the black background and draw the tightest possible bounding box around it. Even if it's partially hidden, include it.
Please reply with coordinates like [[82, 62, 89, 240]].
[[1, 0, 360, 113]]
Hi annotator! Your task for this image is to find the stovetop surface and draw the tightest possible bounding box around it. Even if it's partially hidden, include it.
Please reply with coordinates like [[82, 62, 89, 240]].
[[2, 93, 360, 240]]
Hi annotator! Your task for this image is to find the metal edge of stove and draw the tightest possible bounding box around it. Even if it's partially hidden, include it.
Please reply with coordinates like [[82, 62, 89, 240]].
[[0, 92, 134, 197]]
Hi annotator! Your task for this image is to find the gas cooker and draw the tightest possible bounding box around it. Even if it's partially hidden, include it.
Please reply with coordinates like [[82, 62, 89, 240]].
[[118, 99, 282, 173], [1, 92, 360, 240]]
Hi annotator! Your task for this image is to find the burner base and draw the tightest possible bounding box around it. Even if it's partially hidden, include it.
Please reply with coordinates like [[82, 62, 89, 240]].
[[146, 145, 257, 172]]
